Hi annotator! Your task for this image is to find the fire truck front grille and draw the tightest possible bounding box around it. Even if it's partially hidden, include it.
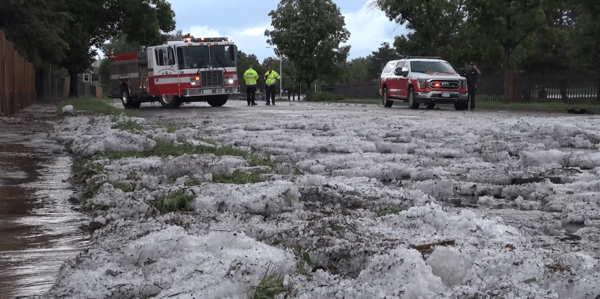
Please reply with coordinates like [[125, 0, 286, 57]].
[[201, 71, 223, 87]]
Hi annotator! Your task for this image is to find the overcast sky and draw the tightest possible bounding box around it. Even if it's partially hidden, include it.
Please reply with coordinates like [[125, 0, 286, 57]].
[[166, 0, 405, 62]]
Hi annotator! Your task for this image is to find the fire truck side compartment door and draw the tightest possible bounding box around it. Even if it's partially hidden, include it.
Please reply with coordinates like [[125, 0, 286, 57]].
[[152, 46, 179, 96]]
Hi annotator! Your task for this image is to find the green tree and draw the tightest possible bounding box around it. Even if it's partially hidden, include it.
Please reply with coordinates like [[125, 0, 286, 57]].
[[368, 42, 402, 79], [237, 51, 267, 91], [58, 0, 175, 97], [374, 0, 467, 58], [265, 0, 350, 93], [569, 0, 600, 100], [0, 0, 69, 66], [465, 0, 546, 102], [347, 57, 373, 81]]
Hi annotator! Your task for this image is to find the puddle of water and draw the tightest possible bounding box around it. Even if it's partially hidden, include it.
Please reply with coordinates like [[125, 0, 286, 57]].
[[0, 133, 89, 298]]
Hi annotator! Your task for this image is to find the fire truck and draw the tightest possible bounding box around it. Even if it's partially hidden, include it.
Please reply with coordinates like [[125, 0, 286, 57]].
[[108, 36, 239, 108]]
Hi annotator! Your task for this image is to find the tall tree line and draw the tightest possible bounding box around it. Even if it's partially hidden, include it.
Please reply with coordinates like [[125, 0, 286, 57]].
[[0, 0, 176, 97], [373, 0, 600, 101]]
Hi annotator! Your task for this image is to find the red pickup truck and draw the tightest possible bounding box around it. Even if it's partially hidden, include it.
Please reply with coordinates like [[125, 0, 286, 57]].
[[379, 57, 469, 110]]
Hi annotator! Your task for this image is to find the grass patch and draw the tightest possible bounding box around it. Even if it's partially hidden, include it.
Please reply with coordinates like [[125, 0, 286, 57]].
[[376, 207, 403, 216], [477, 100, 600, 111], [110, 181, 134, 192], [72, 157, 105, 178], [113, 120, 144, 133], [150, 190, 194, 214], [99, 140, 275, 168], [196, 136, 218, 146], [297, 248, 316, 275], [83, 182, 103, 199], [213, 170, 266, 184], [184, 176, 204, 187], [156, 122, 180, 133], [332, 224, 344, 232], [248, 265, 284, 299], [272, 239, 282, 246], [304, 92, 347, 102], [58, 96, 141, 117]]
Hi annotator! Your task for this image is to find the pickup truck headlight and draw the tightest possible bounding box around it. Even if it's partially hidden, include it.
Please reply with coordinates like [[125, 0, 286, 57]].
[[417, 79, 428, 89], [460, 79, 467, 90]]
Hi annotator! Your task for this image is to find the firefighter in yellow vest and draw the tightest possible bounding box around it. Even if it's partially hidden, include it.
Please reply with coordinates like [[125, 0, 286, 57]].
[[243, 65, 259, 106], [264, 64, 280, 105]]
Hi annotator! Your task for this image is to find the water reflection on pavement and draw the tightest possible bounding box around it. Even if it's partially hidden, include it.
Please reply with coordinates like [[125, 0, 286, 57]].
[[0, 132, 89, 298]]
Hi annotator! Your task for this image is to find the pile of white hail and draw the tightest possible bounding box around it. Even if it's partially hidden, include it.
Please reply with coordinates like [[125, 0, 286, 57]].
[[42, 102, 599, 299]]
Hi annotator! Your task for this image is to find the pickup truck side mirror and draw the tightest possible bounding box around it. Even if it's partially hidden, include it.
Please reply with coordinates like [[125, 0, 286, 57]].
[[395, 67, 409, 77]]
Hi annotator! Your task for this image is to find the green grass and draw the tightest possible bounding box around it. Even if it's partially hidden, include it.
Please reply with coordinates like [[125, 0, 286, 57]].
[[332, 224, 344, 232], [58, 96, 141, 117], [376, 207, 403, 216], [156, 122, 180, 133], [184, 176, 204, 187], [83, 182, 103, 199], [99, 140, 275, 168], [248, 265, 284, 299], [477, 100, 600, 111], [150, 190, 194, 214], [72, 157, 105, 178], [297, 248, 315, 275], [213, 170, 266, 184], [113, 120, 144, 133], [110, 181, 134, 192]]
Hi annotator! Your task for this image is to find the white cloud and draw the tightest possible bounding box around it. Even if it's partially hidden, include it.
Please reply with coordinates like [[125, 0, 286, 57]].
[[341, 3, 405, 59], [189, 26, 222, 38]]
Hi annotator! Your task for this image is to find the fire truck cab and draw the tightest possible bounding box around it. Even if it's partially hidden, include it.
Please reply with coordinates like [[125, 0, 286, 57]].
[[109, 37, 239, 108]]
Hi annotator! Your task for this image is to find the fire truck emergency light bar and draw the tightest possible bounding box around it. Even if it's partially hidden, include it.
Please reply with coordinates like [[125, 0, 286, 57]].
[[183, 37, 229, 43]]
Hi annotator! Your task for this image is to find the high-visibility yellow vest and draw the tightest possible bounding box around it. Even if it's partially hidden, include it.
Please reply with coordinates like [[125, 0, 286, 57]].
[[264, 70, 280, 86], [244, 68, 259, 85]]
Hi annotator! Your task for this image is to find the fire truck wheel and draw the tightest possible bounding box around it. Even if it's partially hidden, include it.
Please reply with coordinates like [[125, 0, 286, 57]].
[[159, 95, 181, 108], [129, 101, 141, 109], [121, 89, 132, 109], [207, 95, 228, 107]]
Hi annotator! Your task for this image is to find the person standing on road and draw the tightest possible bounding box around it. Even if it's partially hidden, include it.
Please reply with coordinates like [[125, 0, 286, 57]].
[[243, 65, 259, 106], [264, 64, 280, 105], [465, 61, 481, 110]]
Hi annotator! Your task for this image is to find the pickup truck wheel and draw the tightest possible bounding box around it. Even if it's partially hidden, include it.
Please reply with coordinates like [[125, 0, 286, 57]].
[[408, 88, 419, 109], [382, 88, 393, 108], [454, 102, 468, 110], [121, 89, 131, 109], [159, 95, 181, 108], [426, 103, 435, 109]]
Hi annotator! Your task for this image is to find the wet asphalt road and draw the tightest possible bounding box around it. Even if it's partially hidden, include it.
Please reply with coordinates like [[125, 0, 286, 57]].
[[0, 120, 89, 298]]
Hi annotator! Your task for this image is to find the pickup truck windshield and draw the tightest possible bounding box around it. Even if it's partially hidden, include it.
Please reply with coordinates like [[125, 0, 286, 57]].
[[410, 61, 456, 74], [177, 45, 236, 70]]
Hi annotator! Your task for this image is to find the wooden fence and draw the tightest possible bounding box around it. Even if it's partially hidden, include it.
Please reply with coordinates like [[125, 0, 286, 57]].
[[0, 30, 36, 116]]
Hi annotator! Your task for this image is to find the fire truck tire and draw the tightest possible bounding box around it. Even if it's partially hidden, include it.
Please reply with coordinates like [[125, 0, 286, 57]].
[[121, 88, 133, 109], [129, 101, 141, 109], [207, 95, 228, 107], [159, 95, 181, 108]]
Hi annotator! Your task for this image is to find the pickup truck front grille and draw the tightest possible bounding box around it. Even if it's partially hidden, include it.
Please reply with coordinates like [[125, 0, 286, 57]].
[[201, 70, 223, 87], [430, 80, 460, 89]]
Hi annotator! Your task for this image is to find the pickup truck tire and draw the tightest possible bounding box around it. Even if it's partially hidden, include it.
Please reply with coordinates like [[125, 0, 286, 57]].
[[426, 103, 435, 109], [408, 88, 419, 109], [129, 101, 141, 109], [207, 95, 228, 107], [454, 102, 468, 110], [382, 88, 393, 108], [159, 95, 181, 108]]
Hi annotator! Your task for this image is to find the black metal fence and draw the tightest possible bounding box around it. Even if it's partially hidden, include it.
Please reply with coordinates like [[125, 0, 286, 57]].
[[322, 80, 380, 99]]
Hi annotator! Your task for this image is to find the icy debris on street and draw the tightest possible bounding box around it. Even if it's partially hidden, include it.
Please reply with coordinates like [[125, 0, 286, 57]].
[[43, 104, 600, 298]]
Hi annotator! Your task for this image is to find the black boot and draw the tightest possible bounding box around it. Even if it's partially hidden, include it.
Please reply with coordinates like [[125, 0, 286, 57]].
[[252, 102, 257, 105]]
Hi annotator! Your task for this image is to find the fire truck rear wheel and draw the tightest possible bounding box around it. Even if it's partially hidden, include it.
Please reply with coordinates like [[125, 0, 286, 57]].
[[159, 95, 181, 108], [207, 95, 228, 107], [121, 88, 132, 109]]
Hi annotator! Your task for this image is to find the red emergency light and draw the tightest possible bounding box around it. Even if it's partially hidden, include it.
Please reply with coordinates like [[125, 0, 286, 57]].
[[195, 76, 200, 81], [432, 82, 442, 88]]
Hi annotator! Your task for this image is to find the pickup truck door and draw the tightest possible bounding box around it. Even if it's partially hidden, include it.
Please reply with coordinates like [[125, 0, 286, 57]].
[[386, 61, 402, 97], [394, 62, 410, 98]]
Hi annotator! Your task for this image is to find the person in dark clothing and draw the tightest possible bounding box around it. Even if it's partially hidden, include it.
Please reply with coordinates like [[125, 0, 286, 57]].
[[465, 61, 481, 110]]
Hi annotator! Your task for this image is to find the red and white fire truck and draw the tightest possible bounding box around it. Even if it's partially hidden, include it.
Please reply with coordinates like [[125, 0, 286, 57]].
[[108, 36, 239, 108]]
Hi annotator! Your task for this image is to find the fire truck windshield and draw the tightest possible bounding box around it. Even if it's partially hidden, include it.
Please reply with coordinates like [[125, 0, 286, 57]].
[[177, 45, 236, 70]]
